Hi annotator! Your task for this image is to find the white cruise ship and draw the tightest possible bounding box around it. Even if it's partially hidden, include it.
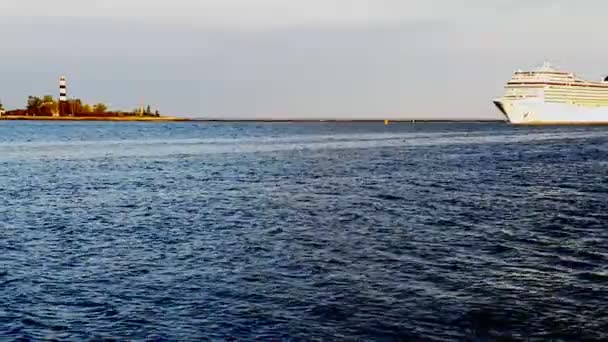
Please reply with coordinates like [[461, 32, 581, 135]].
[[494, 62, 608, 124]]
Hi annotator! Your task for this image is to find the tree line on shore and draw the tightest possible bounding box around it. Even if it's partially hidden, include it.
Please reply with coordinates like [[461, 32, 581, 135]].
[[1, 96, 161, 117]]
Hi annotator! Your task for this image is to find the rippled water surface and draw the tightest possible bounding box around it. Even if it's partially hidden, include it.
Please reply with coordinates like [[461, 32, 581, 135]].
[[1, 122, 607, 341]]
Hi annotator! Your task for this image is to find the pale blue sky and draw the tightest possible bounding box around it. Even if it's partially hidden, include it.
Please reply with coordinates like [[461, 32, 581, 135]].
[[0, 0, 606, 119]]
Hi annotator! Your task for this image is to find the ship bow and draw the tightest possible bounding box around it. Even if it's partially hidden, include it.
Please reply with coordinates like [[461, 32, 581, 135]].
[[493, 98, 510, 122]]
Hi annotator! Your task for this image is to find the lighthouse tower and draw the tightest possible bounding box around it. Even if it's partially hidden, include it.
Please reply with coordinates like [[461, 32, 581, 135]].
[[59, 76, 67, 116]]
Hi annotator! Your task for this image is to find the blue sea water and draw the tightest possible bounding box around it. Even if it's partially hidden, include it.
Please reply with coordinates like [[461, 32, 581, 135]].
[[0, 121, 607, 341]]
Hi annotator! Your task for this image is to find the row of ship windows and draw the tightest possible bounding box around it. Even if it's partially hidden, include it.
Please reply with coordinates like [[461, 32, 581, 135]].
[[546, 101, 608, 107], [510, 81, 580, 85], [510, 77, 577, 82], [543, 88, 607, 92], [545, 89, 608, 94], [546, 95, 608, 99], [506, 92, 608, 99], [505, 92, 608, 103], [546, 96, 608, 101], [505, 97, 608, 105], [545, 95, 608, 100], [507, 88, 608, 95], [545, 99, 608, 106]]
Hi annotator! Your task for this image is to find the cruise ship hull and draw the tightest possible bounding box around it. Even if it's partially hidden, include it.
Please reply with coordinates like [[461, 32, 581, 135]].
[[494, 98, 608, 125]]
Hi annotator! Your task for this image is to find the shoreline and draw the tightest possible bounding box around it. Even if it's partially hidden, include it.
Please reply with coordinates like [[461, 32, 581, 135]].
[[187, 119, 508, 123], [0, 115, 190, 122], [0, 115, 508, 124]]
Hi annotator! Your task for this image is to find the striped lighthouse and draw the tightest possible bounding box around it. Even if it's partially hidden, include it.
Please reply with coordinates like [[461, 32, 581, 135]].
[[59, 76, 67, 116]]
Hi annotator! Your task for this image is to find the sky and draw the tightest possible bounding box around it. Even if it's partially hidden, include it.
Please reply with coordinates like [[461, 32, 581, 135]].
[[0, 0, 607, 119]]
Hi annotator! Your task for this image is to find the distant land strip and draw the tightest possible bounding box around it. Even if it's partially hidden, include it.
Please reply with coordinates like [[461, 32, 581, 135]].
[[0, 115, 190, 122], [188, 119, 508, 123], [0, 116, 508, 123]]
